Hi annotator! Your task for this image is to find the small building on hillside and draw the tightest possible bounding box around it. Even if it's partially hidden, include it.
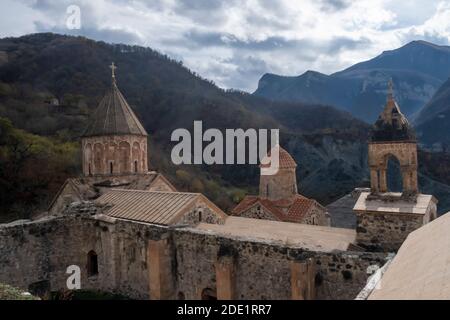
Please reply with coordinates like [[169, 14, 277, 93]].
[[232, 145, 330, 226]]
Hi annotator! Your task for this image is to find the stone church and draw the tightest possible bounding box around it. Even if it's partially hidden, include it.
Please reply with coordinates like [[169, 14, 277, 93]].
[[232, 145, 330, 225], [48, 64, 179, 215], [0, 75, 445, 300]]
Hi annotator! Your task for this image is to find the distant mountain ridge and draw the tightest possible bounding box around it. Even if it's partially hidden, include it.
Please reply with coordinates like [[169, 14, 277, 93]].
[[254, 40, 450, 123], [415, 76, 450, 149]]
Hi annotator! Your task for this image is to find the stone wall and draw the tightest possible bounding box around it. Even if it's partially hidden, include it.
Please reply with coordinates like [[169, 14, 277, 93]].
[[259, 168, 297, 201], [356, 211, 423, 251], [301, 203, 330, 226], [176, 205, 226, 226], [173, 229, 386, 300], [236, 204, 278, 221], [0, 213, 386, 300], [82, 134, 148, 176]]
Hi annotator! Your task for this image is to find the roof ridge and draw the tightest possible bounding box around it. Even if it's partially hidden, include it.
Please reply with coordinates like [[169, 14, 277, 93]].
[[108, 188, 200, 196]]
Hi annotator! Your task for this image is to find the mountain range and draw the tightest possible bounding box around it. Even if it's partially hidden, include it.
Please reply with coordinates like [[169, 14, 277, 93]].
[[0, 33, 449, 220], [415, 76, 450, 149], [254, 40, 450, 126]]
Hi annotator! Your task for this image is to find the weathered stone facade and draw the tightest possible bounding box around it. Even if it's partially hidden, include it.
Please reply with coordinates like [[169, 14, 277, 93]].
[[355, 211, 424, 252], [82, 134, 148, 176], [368, 141, 418, 195], [0, 212, 387, 300], [259, 167, 297, 201]]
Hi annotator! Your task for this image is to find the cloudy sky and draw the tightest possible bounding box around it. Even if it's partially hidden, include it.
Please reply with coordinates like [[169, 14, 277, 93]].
[[1, 0, 450, 92]]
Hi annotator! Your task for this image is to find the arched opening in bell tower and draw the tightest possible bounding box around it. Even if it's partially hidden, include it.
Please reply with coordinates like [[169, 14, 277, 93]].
[[385, 154, 402, 193]]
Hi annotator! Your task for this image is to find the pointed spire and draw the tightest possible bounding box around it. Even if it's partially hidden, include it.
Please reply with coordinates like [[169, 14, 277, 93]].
[[369, 79, 415, 142], [82, 63, 147, 137], [387, 78, 394, 102]]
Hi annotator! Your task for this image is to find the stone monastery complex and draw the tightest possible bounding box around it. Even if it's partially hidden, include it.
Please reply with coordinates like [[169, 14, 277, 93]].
[[0, 68, 447, 300]]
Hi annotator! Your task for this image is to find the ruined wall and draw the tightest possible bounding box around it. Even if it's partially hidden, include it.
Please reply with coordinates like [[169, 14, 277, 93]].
[[0, 213, 164, 299], [356, 211, 424, 252], [0, 213, 386, 300], [173, 229, 386, 300]]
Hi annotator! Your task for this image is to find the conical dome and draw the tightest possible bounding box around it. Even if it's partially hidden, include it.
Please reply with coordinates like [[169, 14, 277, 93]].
[[83, 75, 147, 137], [370, 81, 415, 142]]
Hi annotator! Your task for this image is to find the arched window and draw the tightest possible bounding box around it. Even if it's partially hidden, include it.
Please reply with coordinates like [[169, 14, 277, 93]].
[[110, 162, 113, 174], [201, 288, 217, 300], [87, 250, 98, 277], [134, 160, 138, 173], [88, 163, 92, 176]]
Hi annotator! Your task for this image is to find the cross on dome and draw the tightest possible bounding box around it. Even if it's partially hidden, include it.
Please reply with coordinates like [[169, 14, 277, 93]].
[[110, 62, 117, 82]]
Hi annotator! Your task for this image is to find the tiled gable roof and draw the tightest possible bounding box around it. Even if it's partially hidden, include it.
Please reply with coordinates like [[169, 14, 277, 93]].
[[96, 189, 227, 225], [232, 194, 317, 223]]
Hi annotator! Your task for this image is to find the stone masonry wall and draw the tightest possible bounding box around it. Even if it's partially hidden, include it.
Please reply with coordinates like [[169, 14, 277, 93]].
[[173, 229, 387, 300], [82, 134, 148, 176], [236, 205, 279, 221], [356, 211, 423, 252], [259, 168, 297, 201], [0, 213, 387, 300]]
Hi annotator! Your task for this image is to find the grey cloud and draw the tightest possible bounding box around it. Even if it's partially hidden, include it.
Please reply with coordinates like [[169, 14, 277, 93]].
[[175, 0, 227, 11], [170, 0, 236, 25], [29, 0, 143, 45], [326, 36, 372, 53], [399, 29, 449, 47], [226, 55, 270, 89], [180, 30, 306, 51], [319, 0, 351, 12]]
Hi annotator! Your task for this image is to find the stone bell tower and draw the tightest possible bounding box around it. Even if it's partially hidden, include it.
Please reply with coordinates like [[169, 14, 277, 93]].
[[353, 80, 437, 252], [367, 80, 418, 198], [81, 63, 148, 176]]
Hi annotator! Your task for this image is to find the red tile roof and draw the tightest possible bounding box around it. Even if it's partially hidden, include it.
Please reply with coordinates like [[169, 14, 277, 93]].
[[232, 194, 318, 223], [260, 146, 297, 169]]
